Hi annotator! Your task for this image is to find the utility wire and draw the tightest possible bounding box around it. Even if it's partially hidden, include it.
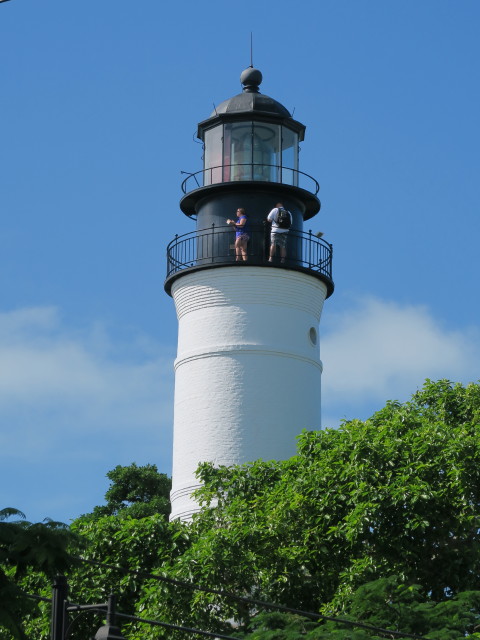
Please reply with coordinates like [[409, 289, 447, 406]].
[[24, 589, 429, 640], [25, 593, 52, 604], [116, 610, 241, 640], [65, 604, 241, 640], [75, 556, 428, 640], [24, 592, 239, 640]]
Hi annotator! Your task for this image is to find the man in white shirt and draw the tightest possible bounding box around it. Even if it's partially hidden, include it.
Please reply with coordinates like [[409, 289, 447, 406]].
[[267, 202, 292, 263]]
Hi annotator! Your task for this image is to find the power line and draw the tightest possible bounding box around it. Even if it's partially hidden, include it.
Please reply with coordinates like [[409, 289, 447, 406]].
[[116, 610, 241, 640], [25, 591, 252, 640], [74, 556, 429, 640], [25, 593, 52, 604], [25, 588, 430, 640]]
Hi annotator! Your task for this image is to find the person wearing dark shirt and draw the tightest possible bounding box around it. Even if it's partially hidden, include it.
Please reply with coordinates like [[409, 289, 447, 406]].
[[227, 208, 250, 262]]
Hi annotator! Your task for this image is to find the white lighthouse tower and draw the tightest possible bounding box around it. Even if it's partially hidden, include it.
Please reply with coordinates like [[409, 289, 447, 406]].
[[165, 67, 334, 521]]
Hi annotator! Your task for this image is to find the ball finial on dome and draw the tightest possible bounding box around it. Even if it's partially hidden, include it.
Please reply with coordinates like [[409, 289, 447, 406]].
[[240, 67, 262, 93]]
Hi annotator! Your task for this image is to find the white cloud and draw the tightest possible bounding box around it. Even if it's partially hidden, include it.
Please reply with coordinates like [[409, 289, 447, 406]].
[[0, 306, 173, 456], [321, 296, 479, 422], [0, 306, 175, 522]]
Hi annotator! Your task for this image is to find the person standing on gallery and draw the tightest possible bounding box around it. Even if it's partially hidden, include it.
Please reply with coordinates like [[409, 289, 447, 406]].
[[267, 202, 292, 263], [227, 208, 250, 262]]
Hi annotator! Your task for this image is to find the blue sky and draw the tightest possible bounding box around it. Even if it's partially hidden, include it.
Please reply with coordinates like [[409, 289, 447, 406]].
[[1, 0, 479, 524]]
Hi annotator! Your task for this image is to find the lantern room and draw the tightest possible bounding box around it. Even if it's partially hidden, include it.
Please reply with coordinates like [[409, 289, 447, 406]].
[[199, 68, 304, 187]]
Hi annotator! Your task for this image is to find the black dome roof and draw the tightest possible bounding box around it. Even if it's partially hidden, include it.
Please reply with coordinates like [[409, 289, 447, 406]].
[[210, 67, 291, 118]]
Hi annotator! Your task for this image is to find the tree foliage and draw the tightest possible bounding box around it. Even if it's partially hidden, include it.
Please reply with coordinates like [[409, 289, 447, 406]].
[[15, 464, 179, 640], [6, 381, 480, 640], [0, 508, 77, 639], [236, 577, 480, 640], [137, 379, 480, 635], [84, 463, 171, 520]]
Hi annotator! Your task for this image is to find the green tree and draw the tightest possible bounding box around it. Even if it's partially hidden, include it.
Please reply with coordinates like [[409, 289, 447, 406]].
[[18, 465, 180, 640], [237, 577, 480, 640], [0, 508, 76, 639], [62, 513, 182, 640], [10, 381, 480, 640], [137, 380, 480, 634], [85, 463, 171, 520]]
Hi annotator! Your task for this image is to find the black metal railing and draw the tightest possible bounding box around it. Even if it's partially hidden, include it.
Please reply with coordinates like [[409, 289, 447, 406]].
[[181, 164, 320, 195], [165, 224, 333, 294]]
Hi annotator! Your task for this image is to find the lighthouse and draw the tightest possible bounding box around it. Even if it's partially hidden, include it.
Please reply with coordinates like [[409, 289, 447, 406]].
[[165, 67, 334, 521]]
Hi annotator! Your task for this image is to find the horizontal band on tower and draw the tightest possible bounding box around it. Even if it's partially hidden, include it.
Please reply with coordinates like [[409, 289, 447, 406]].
[[170, 484, 202, 502], [174, 344, 323, 372]]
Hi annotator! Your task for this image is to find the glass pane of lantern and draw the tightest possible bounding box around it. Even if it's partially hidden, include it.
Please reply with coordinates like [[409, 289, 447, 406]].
[[225, 122, 253, 181], [281, 127, 299, 186], [252, 123, 280, 182], [204, 125, 223, 185]]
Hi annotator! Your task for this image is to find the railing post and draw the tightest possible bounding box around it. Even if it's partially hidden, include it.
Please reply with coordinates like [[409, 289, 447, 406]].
[[211, 223, 215, 263], [94, 593, 126, 640], [50, 575, 68, 640], [106, 593, 116, 627], [308, 230, 312, 268], [172, 234, 179, 276]]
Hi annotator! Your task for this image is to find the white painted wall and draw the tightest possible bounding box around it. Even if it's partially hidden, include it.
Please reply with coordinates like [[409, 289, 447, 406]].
[[170, 266, 327, 521]]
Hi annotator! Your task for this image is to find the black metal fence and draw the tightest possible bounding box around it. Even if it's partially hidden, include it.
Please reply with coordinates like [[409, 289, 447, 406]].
[[181, 164, 320, 195], [165, 224, 333, 294]]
